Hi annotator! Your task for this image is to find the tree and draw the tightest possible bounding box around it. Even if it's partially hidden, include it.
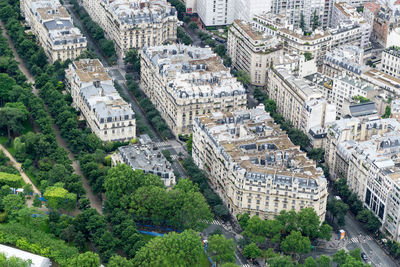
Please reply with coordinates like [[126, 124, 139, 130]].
[[69, 252, 100, 267], [2, 194, 25, 214], [304, 52, 313, 61], [243, 243, 261, 260], [300, 12, 305, 32], [108, 255, 134, 267], [124, 49, 141, 74], [235, 70, 250, 86], [33, 194, 42, 208], [383, 106, 391, 118], [297, 208, 321, 239], [132, 230, 203, 266], [0, 107, 26, 138], [189, 22, 198, 30], [281, 231, 311, 256], [317, 255, 331, 267], [303, 256, 318, 267], [207, 234, 235, 264], [44, 186, 77, 211], [0, 73, 16, 104], [267, 255, 294, 267], [312, 10, 320, 31]]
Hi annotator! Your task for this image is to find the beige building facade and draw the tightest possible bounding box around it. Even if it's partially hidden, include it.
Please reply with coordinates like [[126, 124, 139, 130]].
[[66, 59, 136, 142], [21, 0, 87, 62], [140, 44, 247, 137], [192, 105, 328, 221], [82, 0, 178, 58], [228, 20, 282, 87]]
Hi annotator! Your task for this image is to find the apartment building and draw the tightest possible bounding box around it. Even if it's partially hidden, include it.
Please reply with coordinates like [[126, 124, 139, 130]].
[[332, 75, 378, 117], [267, 67, 336, 143], [192, 105, 328, 220], [363, 2, 380, 26], [325, 117, 400, 178], [111, 141, 176, 187], [228, 20, 282, 86], [82, 0, 177, 58], [381, 47, 400, 79], [331, 2, 371, 47], [20, 0, 86, 62], [196, 0, 271, 26], [272, 0, 326, 31], [337, 132, 400, 242], [66, 59, 136, 142], [140, 45, 247, 136], [322, 45, 366, 78], [278, 28, 331, 65]]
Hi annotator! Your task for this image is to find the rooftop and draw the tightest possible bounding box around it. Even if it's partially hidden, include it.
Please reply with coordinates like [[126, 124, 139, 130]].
[[195, 105, 325, 185], [80, 83, 135, 121], [72, 59, 112, 83], [118, 143, 173, 179], [106, 0, 176, 25], [385, 46, 400, 58], [142, 44, 246, 98]]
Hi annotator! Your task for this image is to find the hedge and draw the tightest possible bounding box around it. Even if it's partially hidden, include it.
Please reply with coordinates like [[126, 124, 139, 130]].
[[0, 172, 23, 188]]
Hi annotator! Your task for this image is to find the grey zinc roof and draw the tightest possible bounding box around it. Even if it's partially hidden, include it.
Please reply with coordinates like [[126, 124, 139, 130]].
[[43, 19, 73, 30], [349, 102, 377, 117]]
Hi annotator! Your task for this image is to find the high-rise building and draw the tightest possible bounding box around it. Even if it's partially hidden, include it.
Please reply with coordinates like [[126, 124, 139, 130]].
[[140, 45, 247, 136], [20, 0, 87, 62], [192, 105, 328, 220], [82, 0, 178, 58]]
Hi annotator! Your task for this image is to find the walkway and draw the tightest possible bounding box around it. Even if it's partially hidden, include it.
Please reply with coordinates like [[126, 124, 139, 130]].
[[0, 22, 103, 214], [0, 144, 40, 196]]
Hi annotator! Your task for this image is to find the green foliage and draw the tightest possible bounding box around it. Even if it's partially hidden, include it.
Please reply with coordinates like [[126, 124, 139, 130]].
[[44, 186, 77, 211], [382, 106, 391, 118], [333, 249, 369, 266], [304, 52, 312, 61], [0, 106, 27, 138], [0, 222, 79, 265], [186, 133, 193, 155], [0, 252, 32, 267], [281, 231, 311, 255], [2, 194, 25, 214], [105, 165, 212, 230], [243, 243, 261, 260], [69, 0, 115, 63], [207, 234, 235, 264], [133, 230, 204, 267], [189, 22, 198, 30], [353, 95, 370, 103], [162, 150, 172, 163], [182, 157, 228, 221], [124, 49, 141, 74], [108, 255, 134, 267], [0, 172, 23, 188], [126, 78, 172, 139], [235, 70, 251, 86], [69, 252, 100, 267]]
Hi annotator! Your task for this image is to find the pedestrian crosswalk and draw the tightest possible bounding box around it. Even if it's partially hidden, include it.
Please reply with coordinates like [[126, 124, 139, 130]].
[[155, 141, 170, 147], [200, 219, 223, 226], [347, 235, 373, 244]]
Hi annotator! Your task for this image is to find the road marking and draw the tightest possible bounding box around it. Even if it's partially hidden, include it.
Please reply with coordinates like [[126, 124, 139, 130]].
[[155, 142, 170, 147]]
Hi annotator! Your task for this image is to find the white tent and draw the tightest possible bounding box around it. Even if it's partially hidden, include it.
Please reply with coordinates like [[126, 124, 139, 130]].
[[0, 244, 51, 267]]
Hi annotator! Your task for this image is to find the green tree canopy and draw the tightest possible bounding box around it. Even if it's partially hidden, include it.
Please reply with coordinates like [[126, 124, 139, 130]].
[[207, 234, 235, 264], [132, 230, 203, 267]]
